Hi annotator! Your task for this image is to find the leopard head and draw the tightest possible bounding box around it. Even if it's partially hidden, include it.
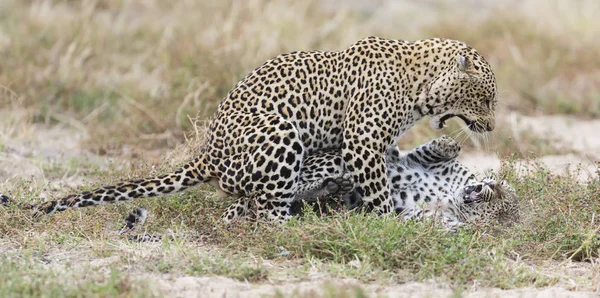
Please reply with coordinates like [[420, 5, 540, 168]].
[[422, 43, 498, 133], [458, 178, 519, 224]]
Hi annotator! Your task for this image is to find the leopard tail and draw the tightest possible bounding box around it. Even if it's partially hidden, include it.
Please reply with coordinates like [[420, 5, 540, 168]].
[[1, 154, 210, 216]]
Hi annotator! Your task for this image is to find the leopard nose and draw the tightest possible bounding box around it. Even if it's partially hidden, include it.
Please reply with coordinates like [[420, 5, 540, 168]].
[[485, 121, 495, 131]]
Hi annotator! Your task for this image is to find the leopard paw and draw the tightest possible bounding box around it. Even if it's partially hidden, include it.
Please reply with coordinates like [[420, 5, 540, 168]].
[[430, 135, 461, 159], [323, 173, 355, 197], [121, 207, 148, 232]]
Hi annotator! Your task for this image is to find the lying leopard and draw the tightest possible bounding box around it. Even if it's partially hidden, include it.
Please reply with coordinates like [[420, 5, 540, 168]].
[[1, 36, 498, 222], [291, 135, 519, 230]]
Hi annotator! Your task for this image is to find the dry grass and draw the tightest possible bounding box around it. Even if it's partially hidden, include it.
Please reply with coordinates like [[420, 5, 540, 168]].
[[1, 0, 600, 296], [423, 1, 600, 117], [1, 144, 599, 293], [1, 0, 598, 154]]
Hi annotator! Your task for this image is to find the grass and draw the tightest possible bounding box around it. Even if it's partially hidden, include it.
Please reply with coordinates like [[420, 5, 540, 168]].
[[1, 0, 600, 296], [0, 258, 158, 298], [2, 155, 599, 295], [422, 1, 600, 119], [270, 282, 371, 298], [0, 0, 598, 154]]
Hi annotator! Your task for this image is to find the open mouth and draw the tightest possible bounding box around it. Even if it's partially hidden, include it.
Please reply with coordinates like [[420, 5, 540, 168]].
[[462, 184, 483, 203], [438, 114, 474, 129]]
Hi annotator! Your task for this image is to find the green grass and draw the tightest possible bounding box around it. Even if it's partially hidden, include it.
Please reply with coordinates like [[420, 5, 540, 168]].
[[3, 157, 598, 292], [0, 259, 158, 298], [504, 160, 600, 262]]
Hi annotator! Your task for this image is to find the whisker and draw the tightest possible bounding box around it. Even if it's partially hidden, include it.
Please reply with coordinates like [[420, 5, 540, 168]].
[[448, 125, 466, 138], [468, 129, 481, 151], [452, 126, 463, 138], [480, 132, 486, 153], [454, 128, 468, 141], [454, 131, 465, 144], [483, 132, 490, 153], [457, 127, 471, 146]]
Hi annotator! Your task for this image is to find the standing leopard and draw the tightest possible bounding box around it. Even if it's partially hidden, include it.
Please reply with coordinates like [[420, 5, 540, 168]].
[[0, 36, 498, 222], [290, 136, 519, 230]]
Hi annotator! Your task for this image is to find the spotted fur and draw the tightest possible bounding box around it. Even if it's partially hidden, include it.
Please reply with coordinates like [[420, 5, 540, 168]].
[[0, 36, 498, 222], [291, 136, 519, 230], [119, 136, 519, 234]]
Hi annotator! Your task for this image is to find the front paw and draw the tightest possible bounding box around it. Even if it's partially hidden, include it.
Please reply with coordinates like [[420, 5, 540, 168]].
[[430, 135, 461, 159]]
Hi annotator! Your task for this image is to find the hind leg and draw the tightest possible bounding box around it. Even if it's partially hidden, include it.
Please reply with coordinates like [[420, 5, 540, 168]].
[[221, 198, 251, 222], [242, 134, 304, 221], [210, 113, 305, 222]]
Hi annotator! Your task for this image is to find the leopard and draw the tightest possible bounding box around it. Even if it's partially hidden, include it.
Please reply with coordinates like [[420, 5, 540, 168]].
[[1, 136, 517, 233], [0, 36, 498, 222], [108, 135, 518, 236], [289, 135, 520, 231]]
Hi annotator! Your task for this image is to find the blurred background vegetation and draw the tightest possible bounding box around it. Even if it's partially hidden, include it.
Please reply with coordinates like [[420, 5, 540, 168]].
[[0, 0, 598, 156]]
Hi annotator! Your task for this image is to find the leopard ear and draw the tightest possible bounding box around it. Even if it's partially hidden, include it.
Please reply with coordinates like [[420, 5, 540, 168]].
[[455, 54, 480, 76]]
